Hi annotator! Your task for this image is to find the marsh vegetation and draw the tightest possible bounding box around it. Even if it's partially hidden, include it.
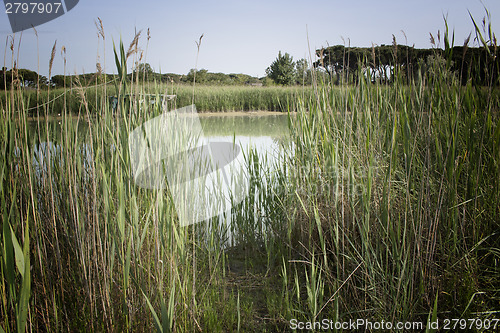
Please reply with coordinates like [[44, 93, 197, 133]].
[[1, 12, 500, 333]]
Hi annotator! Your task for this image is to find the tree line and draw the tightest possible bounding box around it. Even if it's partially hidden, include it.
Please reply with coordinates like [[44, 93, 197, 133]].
[[0, 64, 267, 89], [311, 43, 500, 85], [0, 67, 49, 90], [51, 69, 265, 88], [3, 43, 498, 90]]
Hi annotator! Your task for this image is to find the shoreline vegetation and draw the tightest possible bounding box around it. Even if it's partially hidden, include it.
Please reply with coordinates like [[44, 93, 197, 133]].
[[1, 10, 500, 332], [4, 83, 499, 116], [0, 84, 314, 114]]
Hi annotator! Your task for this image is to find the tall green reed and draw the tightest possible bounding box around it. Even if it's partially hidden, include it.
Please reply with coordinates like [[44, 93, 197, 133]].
[[1, 10, 499, 332], [280, 12, 500, 329], [0, 29, 258, 331]]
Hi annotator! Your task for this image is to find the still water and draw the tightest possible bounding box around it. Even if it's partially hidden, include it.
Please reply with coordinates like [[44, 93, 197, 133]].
[[29, 112, 291, 246], [30, 112, 291, 213], [198, 113, 291, 245], [29, 112, 290, 165], [199, 112, 290, 167]]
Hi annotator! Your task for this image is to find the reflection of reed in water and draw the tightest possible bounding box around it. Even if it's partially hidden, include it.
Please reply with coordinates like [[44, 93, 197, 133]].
[[200, 114, 290, 137]]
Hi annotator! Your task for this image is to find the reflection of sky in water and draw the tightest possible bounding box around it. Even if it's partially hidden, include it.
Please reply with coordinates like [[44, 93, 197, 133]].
[[200, 114, 290, 137], [200, 114, 292, 165], [201, 134, 291, 248], [204, 135, 284, 165], [196, 120, 291, 247]]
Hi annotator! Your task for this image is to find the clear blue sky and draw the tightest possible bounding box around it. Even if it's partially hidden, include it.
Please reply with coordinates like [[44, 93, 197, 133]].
[[1, 0, 499, 77]]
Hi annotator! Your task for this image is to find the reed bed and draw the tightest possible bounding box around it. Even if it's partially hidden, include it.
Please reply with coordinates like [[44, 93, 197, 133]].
[[171, 85, 311, 112], [280, 28, 500, 330], [1, 13, 499, 332], [283, 66, 500, 327], [0, 84, 312, 116]]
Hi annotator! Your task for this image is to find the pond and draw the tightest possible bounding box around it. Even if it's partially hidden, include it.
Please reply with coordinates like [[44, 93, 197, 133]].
[[197, 112, 292, 245], [199, 112, 291, 169], [29, 111, 290, 169], [29, 111, 292, 240]]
